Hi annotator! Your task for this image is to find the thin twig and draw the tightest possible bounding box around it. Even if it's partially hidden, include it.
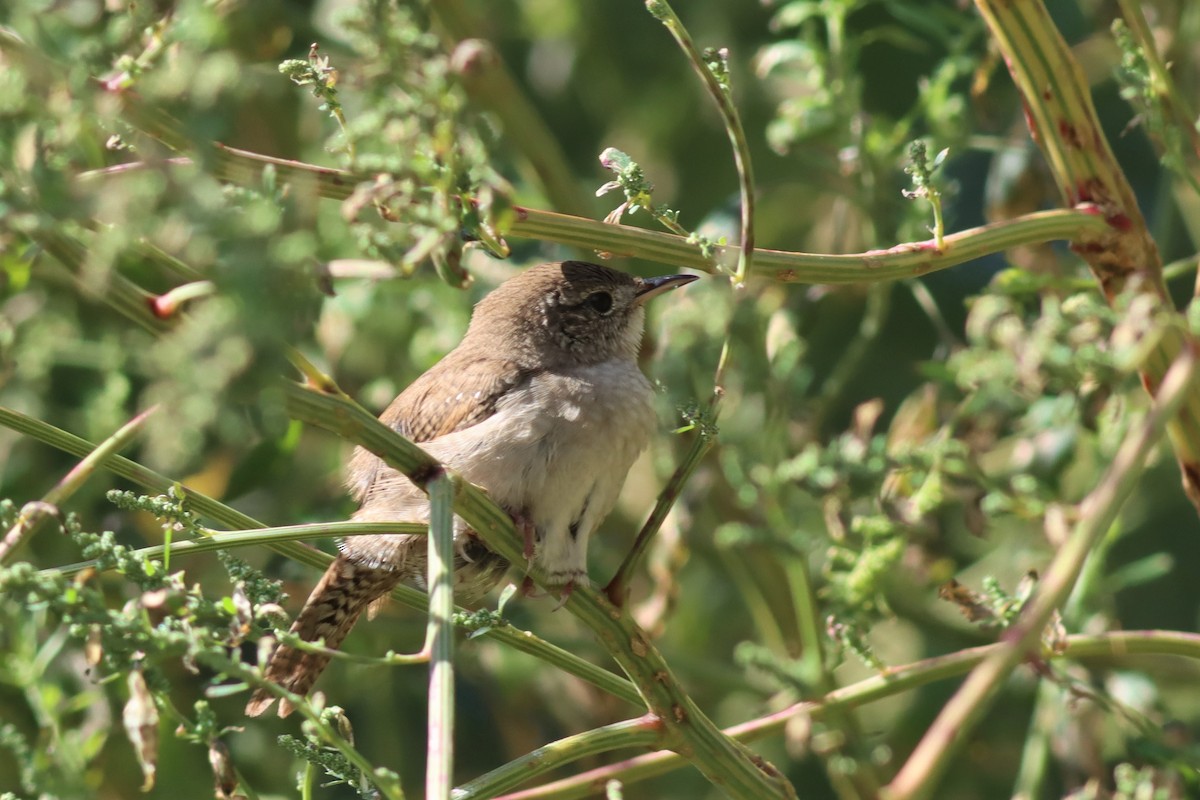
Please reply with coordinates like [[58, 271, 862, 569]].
[[0, 406, 157, 565], [645, 1, 756, 284], [456, 715, 664, 799], [45, 521, 425, 577], [604, 422, 715, 605]]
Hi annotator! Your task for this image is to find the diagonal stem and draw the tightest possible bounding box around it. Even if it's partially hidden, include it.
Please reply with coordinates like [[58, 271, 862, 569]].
[[280, 377, 798, 799], [885, 344, 1198, 800], [0, 406, 643, 706], [1, 406, 157, 564]]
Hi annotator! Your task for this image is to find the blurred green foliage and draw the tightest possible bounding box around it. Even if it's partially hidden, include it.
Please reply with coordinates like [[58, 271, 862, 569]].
[[2, 0, 1200, 798]]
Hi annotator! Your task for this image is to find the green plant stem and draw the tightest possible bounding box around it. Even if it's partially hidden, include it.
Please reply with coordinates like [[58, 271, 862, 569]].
[[75, 147, 1114, 284], [0, 406, 156, 565], [1010, 679, 1056, 800], [456, 715, 664, 800], [273, 631, 430, 668], [886, 346, 1198, 800], [46, 521, 426, 577], [498, 630, 1200, 800], [646, 1, 756, 284], [280, 378, 797, 799], [974, 0, 1200, 514], [0, 406, 643, 707], [604, 427, 715, 605], [426, 474, 455, 800], [302, 761, 315, 800]]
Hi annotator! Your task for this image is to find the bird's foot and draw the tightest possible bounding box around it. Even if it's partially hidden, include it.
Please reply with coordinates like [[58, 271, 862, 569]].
[[511, 510, 537, 561], [519, 576, 576, 609], [550, 580, 575, 611]]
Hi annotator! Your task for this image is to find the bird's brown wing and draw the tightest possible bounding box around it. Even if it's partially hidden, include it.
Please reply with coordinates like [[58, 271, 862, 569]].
[[245, 353, 528, 718], [346, 351, 529, 502]]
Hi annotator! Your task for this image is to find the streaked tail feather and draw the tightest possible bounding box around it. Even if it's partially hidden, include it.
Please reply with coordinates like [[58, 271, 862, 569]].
[[245, 557, 399, 717]]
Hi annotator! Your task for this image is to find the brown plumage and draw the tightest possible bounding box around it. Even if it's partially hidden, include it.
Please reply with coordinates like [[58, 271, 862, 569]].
[[245, 261, 696, 717]]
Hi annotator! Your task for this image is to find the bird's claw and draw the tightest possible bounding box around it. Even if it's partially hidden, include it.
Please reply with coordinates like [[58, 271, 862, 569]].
[[519, 576, 574, 610], [512, 510, 537, 561]]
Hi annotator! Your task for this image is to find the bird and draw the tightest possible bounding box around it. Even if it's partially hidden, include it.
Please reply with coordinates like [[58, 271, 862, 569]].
[[245, 260, 698, 716]]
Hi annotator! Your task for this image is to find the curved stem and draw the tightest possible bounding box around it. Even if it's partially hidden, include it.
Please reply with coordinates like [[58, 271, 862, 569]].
[[646, 1, 756, 284], [76, 145, 1114, 284]]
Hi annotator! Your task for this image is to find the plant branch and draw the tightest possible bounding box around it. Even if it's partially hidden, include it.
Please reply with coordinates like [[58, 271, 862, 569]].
[[974, 0, 1200, 512], [455, 715, 664, 799], [1, 406, 156, 564], [605, 417, 716, 605], [499, 630, 1200, 800], [426, 474, 455, 800], [45, 521, 424, 576], [74, 146, 1113, 284], [279, 377, 798, 799], [645, 1, 756, 284], [886, 345, 1198, 800], [0, 406, 643, 707]]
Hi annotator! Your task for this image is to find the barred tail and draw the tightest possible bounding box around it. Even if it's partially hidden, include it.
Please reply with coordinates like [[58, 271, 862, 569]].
[[245, 557, 399, 717]]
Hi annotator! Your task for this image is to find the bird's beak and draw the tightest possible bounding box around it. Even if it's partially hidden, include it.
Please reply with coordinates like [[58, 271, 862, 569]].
[[634, 274, 700, 305]]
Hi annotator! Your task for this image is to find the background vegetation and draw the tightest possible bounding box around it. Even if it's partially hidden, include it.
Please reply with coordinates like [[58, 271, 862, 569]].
[[2, 0, 1200, 798]]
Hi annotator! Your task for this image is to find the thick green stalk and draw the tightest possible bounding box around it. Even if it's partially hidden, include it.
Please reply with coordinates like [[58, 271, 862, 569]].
[[974, 0, 1200, 512], [75, 145, 1112, 284], [280, 379, 798, 800], [425, 474, 456, 800]]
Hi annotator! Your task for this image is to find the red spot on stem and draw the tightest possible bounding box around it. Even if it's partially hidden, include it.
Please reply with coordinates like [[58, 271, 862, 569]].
[[1057, 120, 1082, 149], [147, 296, 174, 319], [1105, 212, 1133, 231]]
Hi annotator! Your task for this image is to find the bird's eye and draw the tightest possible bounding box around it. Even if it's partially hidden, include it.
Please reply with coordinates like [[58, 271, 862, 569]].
[[584, 291, 614, 315]]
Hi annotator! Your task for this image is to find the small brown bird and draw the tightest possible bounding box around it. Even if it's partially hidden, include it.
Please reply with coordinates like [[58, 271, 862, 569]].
[[246, 261, 697, 716]]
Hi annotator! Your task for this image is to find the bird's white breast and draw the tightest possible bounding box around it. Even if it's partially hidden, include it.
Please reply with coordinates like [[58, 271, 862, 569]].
[[428, 358, 655, 581]]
